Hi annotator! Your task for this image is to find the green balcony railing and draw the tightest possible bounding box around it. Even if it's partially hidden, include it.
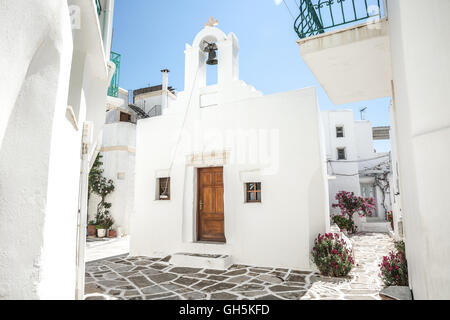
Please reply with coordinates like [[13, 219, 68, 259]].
[[294, 0, 384, 39], [108, 52, 121, 98], [95, 0, 102, 16]]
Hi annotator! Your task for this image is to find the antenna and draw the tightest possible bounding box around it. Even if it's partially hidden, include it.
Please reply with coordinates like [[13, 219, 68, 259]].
[[360, 107, 368, 120]]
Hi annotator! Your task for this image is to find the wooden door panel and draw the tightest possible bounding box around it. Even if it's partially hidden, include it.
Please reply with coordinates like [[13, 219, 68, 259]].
[[202, 187, 215, 213], [197, 167, 225, 242], [215, 187, 224, 213], [214, 172, 223, 185], [200, 171, 213, 186], [200, 215, 225, 241]]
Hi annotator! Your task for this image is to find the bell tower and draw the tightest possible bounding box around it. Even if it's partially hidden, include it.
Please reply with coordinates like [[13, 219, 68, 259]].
[[184, 19, 240, 91]]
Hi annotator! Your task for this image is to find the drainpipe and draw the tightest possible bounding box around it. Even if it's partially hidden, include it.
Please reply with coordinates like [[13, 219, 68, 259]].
[[102, 0, 114, 61], [75, 121, 93, 300]]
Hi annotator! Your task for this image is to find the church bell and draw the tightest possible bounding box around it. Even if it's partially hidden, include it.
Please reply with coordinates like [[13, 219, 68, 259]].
[[204, 42, 218, 65]]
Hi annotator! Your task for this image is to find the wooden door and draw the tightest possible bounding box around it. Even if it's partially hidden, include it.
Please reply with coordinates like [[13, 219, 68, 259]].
[[197, 167, 225, 242]]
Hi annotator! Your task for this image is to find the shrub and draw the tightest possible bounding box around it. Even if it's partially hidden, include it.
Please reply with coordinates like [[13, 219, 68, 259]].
[[394, 240, 405, 254], [332, 215, 355, 233], [332, 191, 376, 233], [312, 233, 354, 277], [89, 153, 115, 230], [379, 243, 408, 286]]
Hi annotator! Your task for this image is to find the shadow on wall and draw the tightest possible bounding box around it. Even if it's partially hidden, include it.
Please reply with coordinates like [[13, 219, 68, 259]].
[[308, 167, 329, 254]]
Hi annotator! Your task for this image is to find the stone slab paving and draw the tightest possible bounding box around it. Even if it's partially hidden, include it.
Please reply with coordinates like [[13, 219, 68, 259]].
[[84, 232, 394, 300]]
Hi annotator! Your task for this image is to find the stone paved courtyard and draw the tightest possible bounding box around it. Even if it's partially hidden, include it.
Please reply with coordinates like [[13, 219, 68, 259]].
[[84, 232, 394, 300]]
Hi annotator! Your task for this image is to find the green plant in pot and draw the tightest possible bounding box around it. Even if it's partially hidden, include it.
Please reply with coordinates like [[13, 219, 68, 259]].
[[95, 224, 107, 238], [87, 220, 97, 237], [88, 154, 115, 238], [103, 216, 115, 237]]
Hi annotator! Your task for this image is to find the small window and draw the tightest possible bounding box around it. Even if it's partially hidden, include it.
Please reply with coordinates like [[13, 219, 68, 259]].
[[337, 148, 346, 160], [245, 182, 261, 203], [158, 177, 170, 200], [120, 111, 131, 122], [336, 126, 344, 138]]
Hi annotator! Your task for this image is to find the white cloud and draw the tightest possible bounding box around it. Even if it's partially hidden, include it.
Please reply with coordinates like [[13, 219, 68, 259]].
[[274, 0, 283, 6]]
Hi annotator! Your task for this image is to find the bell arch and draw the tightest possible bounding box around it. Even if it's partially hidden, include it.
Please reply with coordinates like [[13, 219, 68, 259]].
[[184, 26, 240, 90]]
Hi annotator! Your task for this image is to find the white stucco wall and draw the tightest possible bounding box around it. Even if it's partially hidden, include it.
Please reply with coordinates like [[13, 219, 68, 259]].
[[388, 103, 403, 239], [132, 87, 328, 270], [0, 0, 78, 300], [388, 0, 450, 299], [0, 0, 113, 299], [321, 110, 361, 213], [354, 121, 375, 158]]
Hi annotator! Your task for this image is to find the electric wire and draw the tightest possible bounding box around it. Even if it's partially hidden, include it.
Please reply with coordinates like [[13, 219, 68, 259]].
[[327, 153, 390, 163], [161, 65, 201, 194], [282, 0, 296, 20]]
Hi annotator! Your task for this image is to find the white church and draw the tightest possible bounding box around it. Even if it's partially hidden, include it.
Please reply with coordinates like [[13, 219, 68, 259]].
[[130, 24, 330, 270]]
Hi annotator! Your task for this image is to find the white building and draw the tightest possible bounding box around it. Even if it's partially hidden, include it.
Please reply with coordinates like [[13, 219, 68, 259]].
[[130, 25, 329, 271], [296, 0, 450, 299], [0, 0, 115, 299], [321, 110, 392, 232], [88, 88, 136, 236], [88, 72, 177, 235]]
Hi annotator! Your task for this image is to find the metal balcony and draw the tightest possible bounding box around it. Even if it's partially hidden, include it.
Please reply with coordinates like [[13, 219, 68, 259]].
[[294, 0, 385, 39], [95, 0, 102, 16], [107, 52, 121, 98]]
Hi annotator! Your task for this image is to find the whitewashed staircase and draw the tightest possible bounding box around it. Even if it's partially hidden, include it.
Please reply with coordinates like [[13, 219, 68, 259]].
[[361, 221, 391, 233]]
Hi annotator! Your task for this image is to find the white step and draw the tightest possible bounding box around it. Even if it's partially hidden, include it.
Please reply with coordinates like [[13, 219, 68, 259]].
[[170, 252, 233, 270], [361, 221, 391, 233]]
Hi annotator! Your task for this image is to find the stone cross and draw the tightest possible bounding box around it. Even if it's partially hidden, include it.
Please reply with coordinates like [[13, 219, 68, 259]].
[[204, 17, 219, 28]]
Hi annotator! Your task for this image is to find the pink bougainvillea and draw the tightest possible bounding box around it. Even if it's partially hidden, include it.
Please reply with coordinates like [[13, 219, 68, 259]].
[[332, 191, 376, 233], [312, 233, 354, 277], [379, 242, 408, 286]]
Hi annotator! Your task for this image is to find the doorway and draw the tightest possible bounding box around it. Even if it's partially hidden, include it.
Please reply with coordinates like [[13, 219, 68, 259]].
[[196, 167, 225, 242]]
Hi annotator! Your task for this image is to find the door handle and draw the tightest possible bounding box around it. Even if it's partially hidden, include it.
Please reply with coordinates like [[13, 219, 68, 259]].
[[199, 200, 203, 210]]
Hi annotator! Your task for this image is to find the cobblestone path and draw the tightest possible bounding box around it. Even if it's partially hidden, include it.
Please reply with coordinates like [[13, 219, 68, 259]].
[[84, 232, 394, 300]]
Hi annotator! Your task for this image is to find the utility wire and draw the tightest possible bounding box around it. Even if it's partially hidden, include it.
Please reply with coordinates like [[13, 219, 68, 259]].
[[282, 0, 296, 20], [162, 65, 201, 194], [327, 153, 390, 163], [329, 158, 391, 177]]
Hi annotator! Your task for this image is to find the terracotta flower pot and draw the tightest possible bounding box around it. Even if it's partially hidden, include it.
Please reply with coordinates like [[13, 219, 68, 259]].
[[87, 225, 96, 236], [108, 230, 117, 238]]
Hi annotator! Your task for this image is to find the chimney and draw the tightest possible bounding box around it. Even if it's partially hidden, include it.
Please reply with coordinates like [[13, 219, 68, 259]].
[[161, 69, 170, 91], [161, 69, 170, 112]]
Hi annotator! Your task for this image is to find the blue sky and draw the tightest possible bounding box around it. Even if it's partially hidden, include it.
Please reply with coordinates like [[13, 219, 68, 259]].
[[111, 0, 391, 152]]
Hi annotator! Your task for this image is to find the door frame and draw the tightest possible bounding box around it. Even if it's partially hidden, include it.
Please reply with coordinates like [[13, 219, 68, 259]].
[[196, 166, 225, 243]]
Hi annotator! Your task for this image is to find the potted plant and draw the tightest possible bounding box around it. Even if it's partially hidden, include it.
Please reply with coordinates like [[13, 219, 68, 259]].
[[108, 229, 117, 238], [96, 224, 106, 238], [87, 220, 97, 236], [103, 216, 115, 237], [88, 153, 116, 238]]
